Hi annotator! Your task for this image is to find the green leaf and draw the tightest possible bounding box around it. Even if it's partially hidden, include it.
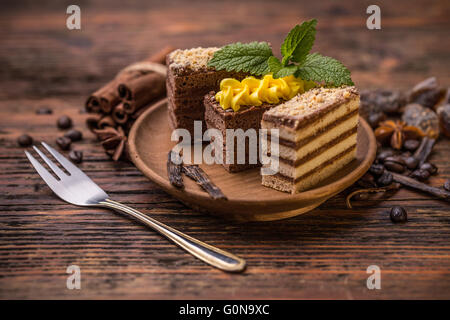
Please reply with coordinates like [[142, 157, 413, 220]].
[[281, 19, 317, 66], [208, 42, 273, 76], [274, 65, 299, 79], [267, 56, 299, 79], [267, 56, 282, 73], [295, 53, 354, 86]]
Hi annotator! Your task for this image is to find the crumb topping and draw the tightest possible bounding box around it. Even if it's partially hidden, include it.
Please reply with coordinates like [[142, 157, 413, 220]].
[[168, 47, 219, 72], [265, 86, 358, 118]]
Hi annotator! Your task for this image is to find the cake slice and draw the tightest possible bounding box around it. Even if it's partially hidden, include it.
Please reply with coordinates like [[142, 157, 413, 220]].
[[166, 47, 246, 136], [261, 86, 359, 193], [204, 92, 274, 172]]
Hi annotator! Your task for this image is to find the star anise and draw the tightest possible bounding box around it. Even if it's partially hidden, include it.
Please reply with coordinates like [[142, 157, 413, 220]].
[[375, 120, 424, 150], [93, 126, 128, 161]]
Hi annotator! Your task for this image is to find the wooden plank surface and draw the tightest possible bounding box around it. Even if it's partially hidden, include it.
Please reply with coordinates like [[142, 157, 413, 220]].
[[0, 0, 449, 299]]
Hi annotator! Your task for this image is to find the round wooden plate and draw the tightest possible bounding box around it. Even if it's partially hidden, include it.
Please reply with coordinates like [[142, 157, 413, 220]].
[[128, 99, 377, 221]]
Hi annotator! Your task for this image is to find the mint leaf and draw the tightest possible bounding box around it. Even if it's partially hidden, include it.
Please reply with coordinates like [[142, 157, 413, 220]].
[[281, 19, 317, 66], [268, 56, 299, 78], [208, 42, 273, 76], [274, 66, 299, 79], [295, 53, 353, 86], [267, 56, 282, 73]]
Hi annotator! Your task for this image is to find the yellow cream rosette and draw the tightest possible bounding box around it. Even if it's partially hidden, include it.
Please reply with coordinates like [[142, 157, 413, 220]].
[[215, 74, 314, 111]]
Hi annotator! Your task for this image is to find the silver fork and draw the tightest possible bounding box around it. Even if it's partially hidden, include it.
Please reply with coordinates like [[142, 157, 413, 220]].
[[25, 142, 246, 273]]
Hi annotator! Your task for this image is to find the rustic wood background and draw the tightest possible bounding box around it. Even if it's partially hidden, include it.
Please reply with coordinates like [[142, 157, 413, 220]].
[[0, 0, 449, 299]]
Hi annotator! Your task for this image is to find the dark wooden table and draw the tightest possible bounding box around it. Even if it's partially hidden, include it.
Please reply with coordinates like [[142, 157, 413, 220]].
[[1, 0, 449, 299]]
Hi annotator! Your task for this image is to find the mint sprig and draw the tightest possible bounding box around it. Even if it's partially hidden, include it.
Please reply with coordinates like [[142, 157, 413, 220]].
[[295, 53, 354, 86], [208, 19, 353, 86], [208, 42, 272, 76], [280, 19, 317, 66], [267, 56, 297, 78]]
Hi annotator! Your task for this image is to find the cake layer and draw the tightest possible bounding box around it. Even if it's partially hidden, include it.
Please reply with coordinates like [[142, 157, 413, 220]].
[[208, 135, 261, 173], [168, 95, 205, 118], [271, 114, 359, 162], [168, 107, 206, 136], [262, 96, 359, 143], [280, 126, 357, 166], [275, 133, 357, 179], [168, 69, 247, 95], [204, 92, 275, 173], [262, 86, 359, 130], [262, 146, 356, 193], [276, 109, 358, 148]]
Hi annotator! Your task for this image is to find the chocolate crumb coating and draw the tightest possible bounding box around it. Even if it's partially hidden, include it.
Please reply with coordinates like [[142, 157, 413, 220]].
[[166, 47, 247, 137]]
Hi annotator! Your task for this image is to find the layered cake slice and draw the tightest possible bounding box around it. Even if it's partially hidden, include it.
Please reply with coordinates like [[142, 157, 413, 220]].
[[204, 75, 310, 172], [204, 92, 274, 172], [166, 47, 246, 136], [261, 86, 359, 193]]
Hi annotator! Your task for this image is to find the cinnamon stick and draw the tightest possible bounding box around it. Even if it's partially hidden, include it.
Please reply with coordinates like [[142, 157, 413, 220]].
[[112, 103, 129, 124], [85, 46, 173, 114], [120, 72, 166, 114], [86, 79, 120, 114], [86, 47, 173, 161], [98, 115, 116, 129], [86, 114, 102, 132]]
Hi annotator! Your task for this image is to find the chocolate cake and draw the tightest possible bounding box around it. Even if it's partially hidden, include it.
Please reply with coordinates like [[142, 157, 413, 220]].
[[261, 86, 360, 193], [166, 47, 246, 136], [204, 92, 274, 172]]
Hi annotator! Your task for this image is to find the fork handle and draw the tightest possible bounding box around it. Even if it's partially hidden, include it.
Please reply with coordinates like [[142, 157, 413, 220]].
[[99, 199, 246, 273]]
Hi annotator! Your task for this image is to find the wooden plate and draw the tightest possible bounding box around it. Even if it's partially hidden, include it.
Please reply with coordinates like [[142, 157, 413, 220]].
[[128, 99, 377, 221]]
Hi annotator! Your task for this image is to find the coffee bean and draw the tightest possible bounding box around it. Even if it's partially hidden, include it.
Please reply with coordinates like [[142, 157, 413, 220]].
[[384, 156, 406, 165], [377, 149, 395, 162], [404, 156, 419, 170], [56, 136, 71, 150], [410, 169, 430, 181], [384, 161, 405, 173], [444, 179, 450, 192], [390, 206, 407, 223], [69, 150, 83, 164], [368, 113, 385, 128], [17, 134, 33, 147], [369, 164, 385, 176], [377, 171, 393, 186], [35, 107, 52, 115], [57, 115, 72, 129], [358, 172, 377, 188], [403, 139, 420, 151], [420, 162, 437, 175], [64, 129, 82, 142]]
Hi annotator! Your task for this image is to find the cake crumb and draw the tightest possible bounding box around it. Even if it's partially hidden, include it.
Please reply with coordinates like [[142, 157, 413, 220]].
[[169, 47, 219, 72], [264, 86, 357, 118]]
